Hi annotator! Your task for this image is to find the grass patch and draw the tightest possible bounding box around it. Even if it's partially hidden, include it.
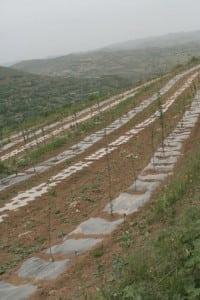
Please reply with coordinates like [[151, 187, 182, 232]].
[[96, 139, 200, 299], [92, 246, 105, 258]]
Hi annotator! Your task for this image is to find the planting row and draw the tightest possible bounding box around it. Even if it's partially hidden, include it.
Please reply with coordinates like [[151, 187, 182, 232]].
[[0, 71, 198, 194], [1, 88, 199, 300], [0, 71, 198, 222], [1, 64, 199, 161], [0, 76, 161, 154]]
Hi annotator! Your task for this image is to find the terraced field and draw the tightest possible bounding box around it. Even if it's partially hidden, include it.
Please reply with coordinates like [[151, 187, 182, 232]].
[[0, 64, 200, 299]]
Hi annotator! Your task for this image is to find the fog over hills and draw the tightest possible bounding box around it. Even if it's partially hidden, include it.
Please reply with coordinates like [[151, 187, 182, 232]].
[[105, 30, 200, 51], [1, 30, 199, 132], [12, 31, 200, 80]]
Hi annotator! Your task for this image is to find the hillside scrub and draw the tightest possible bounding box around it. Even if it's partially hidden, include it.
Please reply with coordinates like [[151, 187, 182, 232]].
[[0, 67, 131, 134]]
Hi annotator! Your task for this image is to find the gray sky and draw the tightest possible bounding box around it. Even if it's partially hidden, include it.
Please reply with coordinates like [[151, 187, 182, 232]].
[[0, 0, 200, 65]]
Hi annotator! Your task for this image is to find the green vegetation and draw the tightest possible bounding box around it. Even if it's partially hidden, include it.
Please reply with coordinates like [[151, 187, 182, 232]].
[[0, 242, 43, 274], [92, 246, 105, 258], [2, 31, 200, 136], [1, 46, 200, 137], [96, 140, 200, 299], [0, 161, 14, 178], [3, 77, 167, 173], [0, 66, 131, 134]]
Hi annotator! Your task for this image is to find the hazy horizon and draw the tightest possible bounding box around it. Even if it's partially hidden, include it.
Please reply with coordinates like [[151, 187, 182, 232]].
[[1, 0, 200, 65]]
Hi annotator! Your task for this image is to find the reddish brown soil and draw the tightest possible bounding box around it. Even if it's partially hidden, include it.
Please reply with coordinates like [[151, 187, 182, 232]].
[[0, 73, 199, 300]]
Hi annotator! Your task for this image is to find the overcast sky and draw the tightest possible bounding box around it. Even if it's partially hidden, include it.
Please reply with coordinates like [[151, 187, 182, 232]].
[[0, 0, 200, 65]]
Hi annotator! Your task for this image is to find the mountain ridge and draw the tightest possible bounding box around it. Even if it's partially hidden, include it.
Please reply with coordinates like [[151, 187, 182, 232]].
[[11, 30, 200, 78]]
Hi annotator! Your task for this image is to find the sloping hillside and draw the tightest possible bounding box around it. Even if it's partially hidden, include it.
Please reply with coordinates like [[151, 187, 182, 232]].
[[12, 31, 200, 78], [0, 63, 199, 299], [106, 30, 200, 50], [0, 66, 131, 133]]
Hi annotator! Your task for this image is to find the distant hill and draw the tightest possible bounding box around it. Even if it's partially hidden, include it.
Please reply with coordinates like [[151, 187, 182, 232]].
[[105, 30, 200, 51], [12, 31, 200, 79], [4, 30, 200, 133]]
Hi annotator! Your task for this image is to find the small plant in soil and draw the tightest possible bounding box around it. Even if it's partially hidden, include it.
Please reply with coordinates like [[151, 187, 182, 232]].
[[104, 128, 113, 216], [157, 91, 165, 153], [92, 246, 105, 258], [47, 180, 54, 262], [57, 231, 66, 238], [151, 125, 155, 168]]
